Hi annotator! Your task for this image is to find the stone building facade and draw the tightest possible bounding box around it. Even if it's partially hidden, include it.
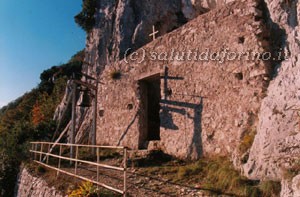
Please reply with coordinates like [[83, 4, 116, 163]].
[[95, 0, 272, 159]]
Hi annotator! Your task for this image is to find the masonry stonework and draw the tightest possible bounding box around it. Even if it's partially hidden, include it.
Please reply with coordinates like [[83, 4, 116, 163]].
[[95, 0, 271, 160], [15, 168, 64, 197]]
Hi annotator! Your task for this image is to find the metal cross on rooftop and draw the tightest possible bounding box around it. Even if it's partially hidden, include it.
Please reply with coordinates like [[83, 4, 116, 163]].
[[149, 25, 159, 41]]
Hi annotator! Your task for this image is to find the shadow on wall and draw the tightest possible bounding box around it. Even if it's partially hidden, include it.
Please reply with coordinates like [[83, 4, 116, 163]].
[[160, 97, 203, 159], [117, 110, 139, 146], [160, 66, 203, 158], [160, 105, 184, 130], [188, 97, 203, 159], [115, 66, 204, 159]]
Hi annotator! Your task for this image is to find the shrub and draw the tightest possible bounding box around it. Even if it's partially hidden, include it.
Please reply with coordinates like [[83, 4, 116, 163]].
[[283, 160, 300, 180], [239, 128, 256, 155], [68, 181, 97, 197], [75, 0, 97, 32], [110, 70, 122, 80], [239, 112, 258, 158], [36, 166, 46, 174]]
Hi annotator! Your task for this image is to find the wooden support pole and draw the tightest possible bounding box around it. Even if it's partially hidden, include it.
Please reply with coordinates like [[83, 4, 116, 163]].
[[31, 143, 34, 159], [57, 145, 62, 177], [91, 79, 98, 154], [96, 147, 100, 185], [75, 146, 79, 175], [70, 82, 77, 160], [34, 144, 37, 161], [46, 144, 50, 164], [39, 143, 43, 162], [43, 121, 71, 163], [123, 148, 127, 197]]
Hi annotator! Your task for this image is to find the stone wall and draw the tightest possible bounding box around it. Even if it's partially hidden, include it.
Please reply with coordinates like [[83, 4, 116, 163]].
[[55, 0, 241, 145], [57, 0, 206, 144], [96, 0, 271, 160], [14, 167, 63, 197]]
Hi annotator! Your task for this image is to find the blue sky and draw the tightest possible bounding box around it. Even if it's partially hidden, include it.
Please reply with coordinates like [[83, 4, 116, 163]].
[[0, 0, 85, 107]]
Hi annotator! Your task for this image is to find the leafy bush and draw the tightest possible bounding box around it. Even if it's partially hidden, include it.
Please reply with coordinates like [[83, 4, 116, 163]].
[[239, 130, 256, 152], [239, 112, 258, 161], [68, 181, 120, 197], [39, 50, 83, 93], [110, 70, 122, 80], [68, 181, 97, 197]]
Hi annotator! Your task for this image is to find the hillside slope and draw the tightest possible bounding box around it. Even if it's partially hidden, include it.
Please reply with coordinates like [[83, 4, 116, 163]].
[[0, 51, 83, 196]]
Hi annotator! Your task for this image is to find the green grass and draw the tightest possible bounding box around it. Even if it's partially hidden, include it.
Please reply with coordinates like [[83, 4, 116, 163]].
[[139, 156, 281, 197], [259, 181, 281, 197]]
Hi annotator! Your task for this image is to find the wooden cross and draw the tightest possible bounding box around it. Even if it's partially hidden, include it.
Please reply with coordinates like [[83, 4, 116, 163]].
[[149, 25, 159, 41]]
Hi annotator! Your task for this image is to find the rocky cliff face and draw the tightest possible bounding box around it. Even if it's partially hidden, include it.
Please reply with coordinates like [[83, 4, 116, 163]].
[[15, 168, 64, 197], [244, 0, 300, 178], [242, 0, 300, 195], [86, 0, 236, 74]]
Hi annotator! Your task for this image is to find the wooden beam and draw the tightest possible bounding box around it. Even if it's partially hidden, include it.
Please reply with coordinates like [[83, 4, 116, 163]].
[[31, 150, 124, 171], [30, 142, 125, 149], [73, 80, 97, 90]]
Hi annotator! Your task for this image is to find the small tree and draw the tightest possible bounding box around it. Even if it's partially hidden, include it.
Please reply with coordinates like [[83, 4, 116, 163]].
[[75, 0, 97, 32]]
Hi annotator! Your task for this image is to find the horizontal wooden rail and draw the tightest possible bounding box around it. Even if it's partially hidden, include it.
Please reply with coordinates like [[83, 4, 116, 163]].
[[30, 142, 124, 149], [30, 150, 124, 171], [33, 161, 124, 194], [30, 142, 127, 196]]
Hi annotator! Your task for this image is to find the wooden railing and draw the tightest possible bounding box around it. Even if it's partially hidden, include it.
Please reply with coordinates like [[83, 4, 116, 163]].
[[30, 142, 127, 196]]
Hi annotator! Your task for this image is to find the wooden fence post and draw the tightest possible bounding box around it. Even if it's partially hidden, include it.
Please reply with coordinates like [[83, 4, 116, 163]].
[[123, 147, 127, 197], [34, 144, 37, 161], [39, 143, 43, 162], [31, 143, 34, 159], [57, 144, 62, 177], [97, 147, 100, 185], [29, 143, 127, 195], [46, 143, 50, 164], [75, 146, 79, 175]]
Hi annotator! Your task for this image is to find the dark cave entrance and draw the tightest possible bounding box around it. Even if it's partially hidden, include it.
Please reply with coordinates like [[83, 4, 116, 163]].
[[138, 74, 161, 148]]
